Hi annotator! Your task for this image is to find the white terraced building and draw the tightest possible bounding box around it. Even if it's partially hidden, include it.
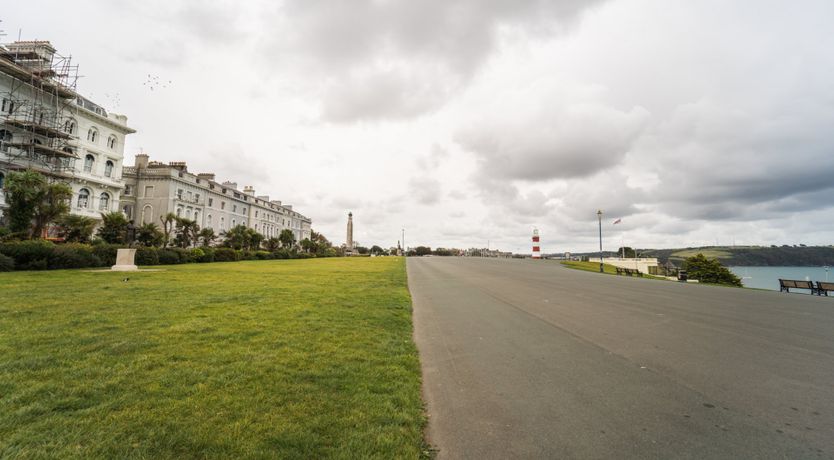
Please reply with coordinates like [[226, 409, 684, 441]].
[[0, 40, 135, 230], [121, 154, 312, 243]]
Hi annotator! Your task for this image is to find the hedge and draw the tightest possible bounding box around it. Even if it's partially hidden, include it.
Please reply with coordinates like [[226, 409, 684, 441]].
[[0, 240, 321, 271]]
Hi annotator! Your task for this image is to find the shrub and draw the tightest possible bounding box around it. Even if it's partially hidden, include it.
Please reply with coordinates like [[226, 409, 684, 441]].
[[683, 253, 743, 287], [239, 250, 257, 261], [135, 247, 159, 266], [0, 239, 55, 270], [168, 248, 194, 263], [214, 248, 238, 262], [48, 244, 101, 269], [192, 247, 215, 263], [273, 249, 290, 259], [0, 253, 14, 271], [157, 249, 182, 265], [91, 243, 120, 266]]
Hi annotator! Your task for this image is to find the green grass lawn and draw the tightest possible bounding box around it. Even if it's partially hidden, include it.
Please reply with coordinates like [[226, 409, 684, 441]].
[[560, 260, 621, 275], [0, 257, 426, 459]]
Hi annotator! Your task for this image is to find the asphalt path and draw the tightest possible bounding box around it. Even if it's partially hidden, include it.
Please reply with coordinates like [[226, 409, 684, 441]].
[[408, 257, 834, 459]]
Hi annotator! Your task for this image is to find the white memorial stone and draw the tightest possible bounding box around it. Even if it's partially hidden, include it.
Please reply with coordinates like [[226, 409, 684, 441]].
[[111, 248, 138, 271]]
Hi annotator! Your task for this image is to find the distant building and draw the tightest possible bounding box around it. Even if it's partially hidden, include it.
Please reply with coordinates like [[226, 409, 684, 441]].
[[0, 40, 135, 228], [121, 154, 311, 242]]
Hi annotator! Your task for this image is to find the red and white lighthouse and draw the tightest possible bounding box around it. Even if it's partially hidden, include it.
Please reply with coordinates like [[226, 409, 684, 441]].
[[532, 228, 541, 259]]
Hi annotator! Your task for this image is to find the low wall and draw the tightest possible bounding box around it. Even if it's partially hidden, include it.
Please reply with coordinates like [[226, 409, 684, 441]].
[[600, 257, 659, 275]]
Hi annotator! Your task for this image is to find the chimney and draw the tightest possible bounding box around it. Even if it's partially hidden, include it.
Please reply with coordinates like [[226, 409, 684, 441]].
[[222, 181, 238, 190], [243, 186, 255, 195], [197, 173, 216, 181], [257, 195, 270, 202], [169, 161, 187, 172], [135, 153, 149, 169], [271, 200, 282, 207], [285, 205, 293, 210]]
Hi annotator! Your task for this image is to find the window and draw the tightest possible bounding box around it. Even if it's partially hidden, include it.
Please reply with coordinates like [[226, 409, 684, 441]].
[[220, 217, 225, 231], [107, 135, 117, 150], [194, 211, 199, 222], [176, 207, 182, 217], [1, 99, 14, 114], [221, 201, 225, 210], [232, 219, 236, 227], [0, 129, 10, 152], [0, 172, 4, 189], [64, 119, 76, 134], [233, 205, 237, 213], [144, 185, 154, 198], [195, 193, 200, 203], [84, 154, 94, 173], [187, 191, 193, 200], [99, 192, 110, 211], [87, 128, 98, 143], [104, 160, 114, 177], [207, 215, 212, 227], [208, 198, 213, 207], [124, 185, 132, 195], [177, 189, 184, 199], [255, 211, 258, 218], [142, 205, 153, 224], [123, 205, 132, 219], [77, 188, 90, 208]]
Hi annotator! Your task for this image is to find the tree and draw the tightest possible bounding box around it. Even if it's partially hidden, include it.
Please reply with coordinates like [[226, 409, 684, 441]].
[[683, 253, 742, 287], [223, 225, 249, 250], [414, 246, 432, 256], [300, 238, 316, 253], [370, 245, 384, 256], [279, 228, 296, 249], [355, 246, 369, 255], [160, 212, 177, 248], [174, 217, 199, 248], [97, 212, 129, 244], [3, 170, 45, 236], [617, 247, 637, 258], [57, 214, 96, 243], [32, 182, 72, 238], [3, 170, 72, 238], [198, 227, 216, 247], [137, 223, 164, 247], [264, 237, 281, 252]]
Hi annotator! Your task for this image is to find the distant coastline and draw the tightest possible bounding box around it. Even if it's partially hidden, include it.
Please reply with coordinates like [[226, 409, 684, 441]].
[[569, 245, 834, 267]]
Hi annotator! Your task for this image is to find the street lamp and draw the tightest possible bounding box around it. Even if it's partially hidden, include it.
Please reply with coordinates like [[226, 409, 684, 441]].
[[597, 210, 603, 273]]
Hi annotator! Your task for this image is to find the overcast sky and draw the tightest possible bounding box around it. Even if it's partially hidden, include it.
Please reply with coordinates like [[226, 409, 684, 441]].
[[4, 1, 834, 253]]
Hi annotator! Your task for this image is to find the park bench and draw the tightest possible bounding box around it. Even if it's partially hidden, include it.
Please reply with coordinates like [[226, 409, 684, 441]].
[[615, 267, 643, 277], [779, 279, 816, 294], [815, 281, 834, 296]]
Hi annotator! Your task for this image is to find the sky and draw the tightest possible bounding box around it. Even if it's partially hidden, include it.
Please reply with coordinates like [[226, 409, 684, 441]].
[[3, 0, 834, 253]]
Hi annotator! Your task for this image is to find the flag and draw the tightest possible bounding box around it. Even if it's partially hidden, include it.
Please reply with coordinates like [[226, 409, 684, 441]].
[[613, 218, 622, 225]]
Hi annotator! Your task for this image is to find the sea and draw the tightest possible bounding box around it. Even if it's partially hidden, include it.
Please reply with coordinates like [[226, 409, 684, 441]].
[[729, 266, 833, 291]]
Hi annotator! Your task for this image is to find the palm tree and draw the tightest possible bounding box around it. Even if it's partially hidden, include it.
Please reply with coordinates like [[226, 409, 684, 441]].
[[174, 217, 200, 248], [279, 228, 296, 249], [160, 212, 177, 248], [198, 227, 216, 247]]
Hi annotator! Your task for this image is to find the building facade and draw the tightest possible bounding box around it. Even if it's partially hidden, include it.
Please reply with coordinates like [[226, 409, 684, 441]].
[[122, 154, 312, 243], [0, 40, 134, 227]]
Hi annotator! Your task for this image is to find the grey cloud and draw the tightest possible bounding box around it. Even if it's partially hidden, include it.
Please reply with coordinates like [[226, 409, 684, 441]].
[[409, 177, 443, 205], [322, 69, 454, 122], [270, 0, 606, 121], [457, 98, 649, 181]]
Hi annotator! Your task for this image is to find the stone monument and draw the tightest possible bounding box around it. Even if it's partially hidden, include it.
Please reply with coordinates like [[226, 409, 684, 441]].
[[346, 212, 354, 255], [111, 249, 138, 271]]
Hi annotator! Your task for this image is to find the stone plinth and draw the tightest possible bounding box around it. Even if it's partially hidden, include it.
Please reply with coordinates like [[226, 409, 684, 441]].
[[111, 248, 138, 271]]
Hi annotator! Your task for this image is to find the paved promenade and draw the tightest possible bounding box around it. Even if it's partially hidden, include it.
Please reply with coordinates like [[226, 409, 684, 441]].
[[409, 257, 834, 459]]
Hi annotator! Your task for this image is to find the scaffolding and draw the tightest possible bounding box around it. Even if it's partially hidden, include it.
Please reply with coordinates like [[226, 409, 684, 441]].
[[0, 40, 80, 178]]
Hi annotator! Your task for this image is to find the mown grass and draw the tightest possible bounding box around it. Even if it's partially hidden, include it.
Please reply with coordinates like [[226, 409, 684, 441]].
[[560, 260, 621, 275], [0, 257, 426, 459], [560, 260, 667, 280]]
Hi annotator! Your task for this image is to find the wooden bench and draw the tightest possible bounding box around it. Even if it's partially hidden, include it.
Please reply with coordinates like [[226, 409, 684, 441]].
[[779, 279, 816, 294], [816, 281, 834, 296], [624, 268, 642, 277]]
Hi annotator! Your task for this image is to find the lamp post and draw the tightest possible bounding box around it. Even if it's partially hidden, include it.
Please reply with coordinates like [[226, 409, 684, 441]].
[[597, 210, 603, 273]]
